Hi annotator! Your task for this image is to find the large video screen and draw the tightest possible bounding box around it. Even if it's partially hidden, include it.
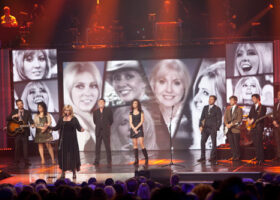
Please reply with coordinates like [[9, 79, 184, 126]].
[[63, 58, 226, 151], [226, 42, 274, 116], [63, 61, 105, 151], [12, 49, 60, 141], [10, 42, 276, 151]]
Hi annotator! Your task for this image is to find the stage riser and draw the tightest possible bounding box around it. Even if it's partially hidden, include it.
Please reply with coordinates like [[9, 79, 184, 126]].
[[217, 146, 275, 160], [178, 172, 263, 182]]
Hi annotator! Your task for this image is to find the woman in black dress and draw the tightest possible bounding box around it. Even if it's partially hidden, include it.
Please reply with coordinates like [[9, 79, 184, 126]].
[[129, 99, 149, 165], [50, 105, 84, 179]]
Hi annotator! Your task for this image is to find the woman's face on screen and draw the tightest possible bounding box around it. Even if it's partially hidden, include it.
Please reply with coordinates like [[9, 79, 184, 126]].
[[23, 51, 47, 80], [112, 70, 145, 102], [241, 78, 259, 100], [153, 68, 184, 107], [71, 71, 99, 112], [193, 76, 215, 111], [27, 84, 49, 112], [116, 112, 131, 150], [236, 44, 259, 76]]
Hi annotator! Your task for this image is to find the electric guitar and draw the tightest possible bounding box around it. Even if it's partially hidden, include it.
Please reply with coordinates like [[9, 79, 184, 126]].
[[224, 121, 242, 135], [246, 112, 273, 131]]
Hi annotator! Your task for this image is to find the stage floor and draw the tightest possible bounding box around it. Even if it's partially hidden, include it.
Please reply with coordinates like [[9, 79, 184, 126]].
[[1, 150, 280, 184]]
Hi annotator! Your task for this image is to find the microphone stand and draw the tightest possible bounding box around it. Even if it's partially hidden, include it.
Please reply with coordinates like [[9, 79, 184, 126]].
[[162, 106, 185, 168]]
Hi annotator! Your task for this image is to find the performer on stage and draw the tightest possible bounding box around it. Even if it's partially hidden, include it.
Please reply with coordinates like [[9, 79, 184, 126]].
[[93, 99, 113, 167], [34, 102, 55, 165], [1, 6, 18, 28], [50, 105, 84, 179], [247, 94, 266, 165], [129, 99, 149, 165], [273, 91, 280, 161], [197, 95, 222, 163], [6, 99, 34, 167], [224, 96, 243, 161]]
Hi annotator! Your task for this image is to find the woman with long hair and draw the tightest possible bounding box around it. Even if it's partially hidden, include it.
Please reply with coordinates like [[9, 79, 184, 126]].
[[233, 43, 273, 76], [110, 106, 157, 151], [105, 60, 149, 106], [129, 99, 148, 165], [234, 77, 262, 105], [149, 59, 191, 138], [21, 81, 57, 112], [190, 60, 226, 149], [34, 102, 55, 164], [50, 105, 84, 179], [63, 62, 102, 151]]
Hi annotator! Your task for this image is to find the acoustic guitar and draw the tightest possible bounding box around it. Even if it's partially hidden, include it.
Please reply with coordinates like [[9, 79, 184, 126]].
[[6, 120, 47, 137], [246, 112, 273, 131]]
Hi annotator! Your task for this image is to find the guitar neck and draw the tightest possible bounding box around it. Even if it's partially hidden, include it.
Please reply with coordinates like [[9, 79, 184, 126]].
[[20, 125, 31, 128], [254, 113, 272, 124]]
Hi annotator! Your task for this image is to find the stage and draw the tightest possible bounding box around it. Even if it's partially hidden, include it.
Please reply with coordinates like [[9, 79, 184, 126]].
[[0, 150, 280, 185]]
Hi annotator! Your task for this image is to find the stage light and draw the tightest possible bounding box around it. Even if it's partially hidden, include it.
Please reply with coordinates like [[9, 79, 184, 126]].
[[269, 4, 274, 9]]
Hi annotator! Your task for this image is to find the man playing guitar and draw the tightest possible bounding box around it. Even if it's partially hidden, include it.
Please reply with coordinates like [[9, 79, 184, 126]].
[[273, 91, 280, 161], [224, 96, 243, 161], [247, 94, 266, 165], [6, 99, 34, 167]]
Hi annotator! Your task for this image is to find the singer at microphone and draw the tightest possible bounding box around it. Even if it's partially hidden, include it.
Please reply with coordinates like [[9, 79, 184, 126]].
[[50, 105, 84, 179]]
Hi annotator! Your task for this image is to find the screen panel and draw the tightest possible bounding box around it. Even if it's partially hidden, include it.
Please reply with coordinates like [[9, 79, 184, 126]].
[[12, 49, 59, 141]]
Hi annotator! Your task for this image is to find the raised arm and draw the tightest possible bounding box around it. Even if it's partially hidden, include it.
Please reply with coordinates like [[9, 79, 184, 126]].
[[74, 117, 84, 132]]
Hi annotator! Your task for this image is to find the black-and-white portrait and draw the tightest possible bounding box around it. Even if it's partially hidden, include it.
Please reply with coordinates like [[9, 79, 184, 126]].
[[14, 80, 59, 113], [110, 105, 158, 151], [63, 61, 105, 151], [13, 49, 57, 82], [227, 75, 274, 106], [226, 42, 273, 77], [142, 59, 200, 149], [104, 60, 151, 107], [189, 59, 226, 149], [13, 80, 59, 141]]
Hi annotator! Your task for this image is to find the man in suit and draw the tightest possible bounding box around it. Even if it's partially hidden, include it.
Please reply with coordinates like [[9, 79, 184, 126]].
[[273, 91, 280, 161], [197, 95, 222, 163], [93, 98, 113, 167], [224, 96, 243, 161], [247, 94, 267, 165], [6, 99, 34, 167]]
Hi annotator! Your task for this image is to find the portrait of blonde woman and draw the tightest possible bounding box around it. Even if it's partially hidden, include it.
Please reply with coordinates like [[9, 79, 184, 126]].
[[110, 105, 157, 151], [63, 62, 103, 151], [231, 43, 273, 76], [19, 81, 59, 141], [13, 49, 57, 82], [190, 60, 226, 149], [105, 60, 149, 106], [234, 77, 262, 105], [149, 59, 191, 138], [21, 81, 57, 113]]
